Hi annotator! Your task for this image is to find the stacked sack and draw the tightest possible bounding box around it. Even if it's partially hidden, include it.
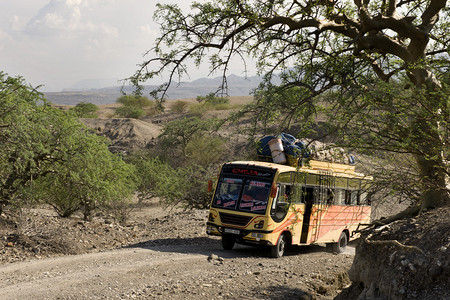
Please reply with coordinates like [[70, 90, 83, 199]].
[[256, 133, 355, 166]]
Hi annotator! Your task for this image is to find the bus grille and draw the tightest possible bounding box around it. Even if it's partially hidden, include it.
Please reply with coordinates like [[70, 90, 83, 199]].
[[219, 212, 252, 227]]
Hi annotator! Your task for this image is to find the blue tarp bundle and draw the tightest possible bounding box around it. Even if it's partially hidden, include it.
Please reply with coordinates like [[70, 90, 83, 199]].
[[257, 133, 357, 165], [256, 133, 310, 164], [256, 135, 275, 157]]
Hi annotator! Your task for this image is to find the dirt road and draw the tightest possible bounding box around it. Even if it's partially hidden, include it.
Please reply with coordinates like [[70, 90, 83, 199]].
[[0, 201, 356, 299], [0, 239, 354, 299]]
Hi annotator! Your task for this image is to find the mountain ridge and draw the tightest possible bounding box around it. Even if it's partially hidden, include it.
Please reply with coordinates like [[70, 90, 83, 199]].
[[46, 74, 264, 105]]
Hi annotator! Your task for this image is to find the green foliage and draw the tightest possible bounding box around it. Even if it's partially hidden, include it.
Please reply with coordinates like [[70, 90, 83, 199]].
[[188, 103, 211, 116], [0, 72, 137, 218], [196, 93, 229, 105], [69, 102, 99, 118], [158, 116, 222, 159], [185, 136, 226, 167], [115, 95, 157, 118], [115, 106, 146, 119], [117, 95, 153, 108], [34, 134, 138, 220], [170, 100, 189, 113], [190, 93, 233, 115], [127, 155, 212, 209], [322, 78, 449, 204], [248, 84, 318, 136], [126, 115, 229, 209], [0, 73, 51, 211], [133, 0, 449, 209]]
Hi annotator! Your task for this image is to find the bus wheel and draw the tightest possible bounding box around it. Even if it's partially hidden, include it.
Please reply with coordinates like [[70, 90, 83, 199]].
[[332, 231, 348, 254], [271, 234, 286, 258], [222, 235, 235, 250]]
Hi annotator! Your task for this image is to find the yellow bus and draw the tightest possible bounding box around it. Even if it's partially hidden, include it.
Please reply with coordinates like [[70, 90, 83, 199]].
[[206, 160, 372, 257]]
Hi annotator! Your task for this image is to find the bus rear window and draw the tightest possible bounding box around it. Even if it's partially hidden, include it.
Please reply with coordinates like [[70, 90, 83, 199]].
[[212, 178, 242, 209], [239, 180, 270, 213]]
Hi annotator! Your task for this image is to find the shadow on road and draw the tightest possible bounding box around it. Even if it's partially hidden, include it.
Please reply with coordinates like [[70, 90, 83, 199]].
[[123, 236, 354, 258]]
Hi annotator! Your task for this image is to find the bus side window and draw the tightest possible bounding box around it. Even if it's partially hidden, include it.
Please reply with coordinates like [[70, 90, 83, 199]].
[[273, 184, 288, 206], [271, 184, 289, 222], [284, 185, 291, 202], [335, 189, 344, 205], [350, 191, 358, 205], [302, 187, 315, 203], [326, 188, 334, 205], [284, 185, 302, 204], [290, 185, 303, 203], [359, 191, 368, 205], [345, 190, 358, 205], [279, 185, 287, 203]]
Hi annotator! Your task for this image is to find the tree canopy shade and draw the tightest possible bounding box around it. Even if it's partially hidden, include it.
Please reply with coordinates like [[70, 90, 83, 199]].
[[0, 72, 137, 217], [133, 0, 449, 211]]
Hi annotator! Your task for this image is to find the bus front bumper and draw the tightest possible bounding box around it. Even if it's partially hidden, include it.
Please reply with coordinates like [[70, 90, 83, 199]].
[[206, 222, 274, 245]]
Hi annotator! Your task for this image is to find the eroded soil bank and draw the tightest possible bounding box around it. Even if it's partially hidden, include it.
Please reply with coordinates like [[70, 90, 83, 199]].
[[337, 206, 449, 300]]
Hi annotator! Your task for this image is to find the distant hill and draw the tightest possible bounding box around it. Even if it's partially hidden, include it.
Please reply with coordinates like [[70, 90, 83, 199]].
[[63, 78, 121, 91], [45, 74, 266, 105]]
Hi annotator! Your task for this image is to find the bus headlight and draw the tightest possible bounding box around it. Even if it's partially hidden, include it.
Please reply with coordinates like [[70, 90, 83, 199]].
[[254, 220, 264, 229]]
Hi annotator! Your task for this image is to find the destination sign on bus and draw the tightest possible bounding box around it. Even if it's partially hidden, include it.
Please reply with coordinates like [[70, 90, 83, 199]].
[[222, 165, 275, 179]]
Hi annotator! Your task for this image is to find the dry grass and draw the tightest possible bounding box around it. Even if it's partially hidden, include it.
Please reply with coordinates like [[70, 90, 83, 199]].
[[53, 96, 254, 119]]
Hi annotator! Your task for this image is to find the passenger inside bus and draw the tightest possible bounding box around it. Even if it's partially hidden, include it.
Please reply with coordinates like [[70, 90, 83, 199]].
[[284, 185, 291, 201]]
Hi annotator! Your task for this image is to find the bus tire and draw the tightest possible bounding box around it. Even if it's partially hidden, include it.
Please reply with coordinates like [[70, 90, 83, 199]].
[[332, 231, 348, 254], [222, 235, 235, 250], [271, 234, 286, 258]]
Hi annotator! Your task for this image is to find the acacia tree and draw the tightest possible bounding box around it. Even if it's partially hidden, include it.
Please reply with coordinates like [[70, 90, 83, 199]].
[[0, 72, 137, 217], [33, 132, 137, 220], [132, 0, 449, 213], [0, 73, 55, 212], [158, 116, 222, 158]]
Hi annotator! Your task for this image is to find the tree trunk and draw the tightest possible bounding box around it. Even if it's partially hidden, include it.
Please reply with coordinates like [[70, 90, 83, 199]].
[[412, 85, 448, 209], [416, 153, 447, 210], [411, 73, 449, 210], [83, 198, 93, 221]]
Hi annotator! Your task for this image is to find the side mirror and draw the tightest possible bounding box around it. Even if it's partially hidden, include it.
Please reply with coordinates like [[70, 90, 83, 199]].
[[270, 185, 278, 198], [207, 180, 213, 192]]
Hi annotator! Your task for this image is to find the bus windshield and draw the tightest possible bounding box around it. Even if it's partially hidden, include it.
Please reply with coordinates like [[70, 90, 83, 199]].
[[213, 178, 271, 214], [213, 178, 241, 209]]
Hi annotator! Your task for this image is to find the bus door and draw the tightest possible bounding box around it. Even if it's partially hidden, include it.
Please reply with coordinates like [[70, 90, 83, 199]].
[[300, 187, 315, 243], [270, 184, 289, 222]]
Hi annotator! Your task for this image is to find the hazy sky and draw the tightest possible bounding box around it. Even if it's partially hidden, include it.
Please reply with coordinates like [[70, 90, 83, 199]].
[[0, 0, 250, 92]]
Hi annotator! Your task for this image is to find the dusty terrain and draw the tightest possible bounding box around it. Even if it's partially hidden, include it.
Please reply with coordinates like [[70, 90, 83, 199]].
[[1, 100, 354, 299], [0, 200, 355, 300], [54, 96, 254, 152], [2, 99, 448, 300]]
